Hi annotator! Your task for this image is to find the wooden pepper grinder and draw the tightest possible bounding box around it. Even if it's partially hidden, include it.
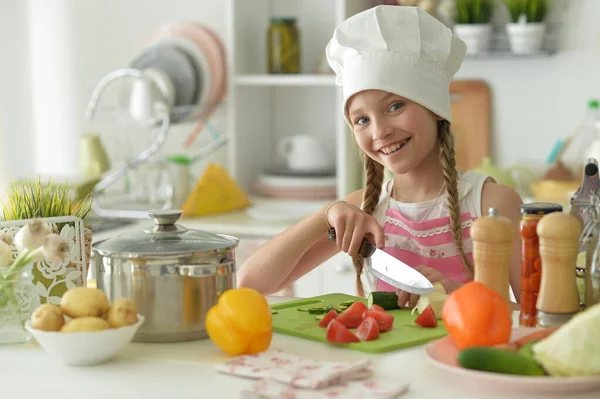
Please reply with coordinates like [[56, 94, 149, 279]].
[[471, 207, 514, 308], [536, 212, 582, 327]]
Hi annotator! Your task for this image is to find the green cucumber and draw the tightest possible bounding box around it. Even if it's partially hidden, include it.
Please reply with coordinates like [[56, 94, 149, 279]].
[[314, 315, 324, 321], [297, 307, 309, 312], [339, 300, 356, 307], [458, 347, 546, 376], [271, 309, 278, 315], [367, 291, 400, 310], [308, 306, 327, 314]]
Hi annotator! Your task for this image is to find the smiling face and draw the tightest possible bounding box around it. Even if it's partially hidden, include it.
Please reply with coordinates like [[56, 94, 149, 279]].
[[347, 90, 441, 175]]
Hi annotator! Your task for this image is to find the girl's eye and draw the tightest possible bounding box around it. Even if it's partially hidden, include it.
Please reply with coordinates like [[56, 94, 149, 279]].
[[389, 102, 404, 112], [355, 117, 369, 125]]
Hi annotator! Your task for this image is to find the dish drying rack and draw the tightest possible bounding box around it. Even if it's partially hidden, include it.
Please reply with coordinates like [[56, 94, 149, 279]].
[[85, 69, 226, 220], [84, 22, 229, 220]]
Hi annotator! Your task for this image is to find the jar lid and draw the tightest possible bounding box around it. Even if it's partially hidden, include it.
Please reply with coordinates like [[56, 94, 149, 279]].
[[520, 202, 563, 215], [92, 210, 238, 257]]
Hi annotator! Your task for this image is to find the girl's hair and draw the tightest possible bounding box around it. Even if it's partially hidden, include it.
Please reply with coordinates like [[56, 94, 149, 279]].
[[352, 120, 473, 297]]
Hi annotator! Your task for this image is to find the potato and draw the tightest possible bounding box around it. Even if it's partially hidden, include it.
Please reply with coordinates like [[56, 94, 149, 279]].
[[106, 298, 138, 328], [60, 317, 110, 333], [60, 287, 110, 318], [30, 304, 65, 331]]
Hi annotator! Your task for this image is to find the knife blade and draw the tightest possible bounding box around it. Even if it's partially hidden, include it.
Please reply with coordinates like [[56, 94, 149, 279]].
[[362, 242, 435, 295], [328, 228, 435, 295]]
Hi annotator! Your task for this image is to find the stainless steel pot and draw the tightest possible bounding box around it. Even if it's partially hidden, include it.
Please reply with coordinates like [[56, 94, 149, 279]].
[[91, 209, 238, 343]]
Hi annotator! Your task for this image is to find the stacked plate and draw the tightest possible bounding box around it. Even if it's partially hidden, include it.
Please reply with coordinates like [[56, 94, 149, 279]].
[[254, 164, 337, 200]]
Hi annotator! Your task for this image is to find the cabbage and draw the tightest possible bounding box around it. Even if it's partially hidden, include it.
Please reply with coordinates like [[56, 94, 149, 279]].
[[532, 303, 600, 377]]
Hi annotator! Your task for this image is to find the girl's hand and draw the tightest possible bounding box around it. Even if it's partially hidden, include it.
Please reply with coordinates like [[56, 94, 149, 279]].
[[326, 201, 385, 258], [395, 265, 460, 308]]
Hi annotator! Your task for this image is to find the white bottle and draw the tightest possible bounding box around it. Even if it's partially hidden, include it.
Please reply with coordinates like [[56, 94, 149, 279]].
[[560, 100, 600, 178]]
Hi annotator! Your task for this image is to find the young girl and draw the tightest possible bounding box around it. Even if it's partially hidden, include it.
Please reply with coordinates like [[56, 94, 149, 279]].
[[238, 5, 523, 308]]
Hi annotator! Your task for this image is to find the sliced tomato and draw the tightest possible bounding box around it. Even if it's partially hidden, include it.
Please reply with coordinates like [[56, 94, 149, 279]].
[[355, 317, 380, 341], [318, 309, 338, 328], [363, 309, 394, 332], [337, 301, 367, 328], [326, 319, 360, 344], [368, 304, 386, 313], [415, 304, 438, 328]]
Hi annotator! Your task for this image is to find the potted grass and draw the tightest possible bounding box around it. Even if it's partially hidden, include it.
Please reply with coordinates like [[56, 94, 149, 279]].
[[504, 0, 549, 54], [0, 177, 93, 304], [453, 0, 496, 55]]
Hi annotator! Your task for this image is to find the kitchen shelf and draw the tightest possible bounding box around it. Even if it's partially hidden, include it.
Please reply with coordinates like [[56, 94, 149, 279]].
[[464, 49, 557, 61], [225, 0, 369, 201], [234, 74, 336, 87]]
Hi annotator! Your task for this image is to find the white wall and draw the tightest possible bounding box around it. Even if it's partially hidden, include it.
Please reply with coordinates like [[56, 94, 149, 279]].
[[0, 0, 32, 201], [0, 0, 597, 194]]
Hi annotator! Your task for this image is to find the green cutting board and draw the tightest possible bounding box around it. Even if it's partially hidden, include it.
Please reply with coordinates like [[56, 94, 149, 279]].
[[271, 293, 448, 354]]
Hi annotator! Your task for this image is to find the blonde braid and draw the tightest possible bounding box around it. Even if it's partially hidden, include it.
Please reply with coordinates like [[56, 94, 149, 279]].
[[438, 120, 474, 277], [352, 154, 384, 297]]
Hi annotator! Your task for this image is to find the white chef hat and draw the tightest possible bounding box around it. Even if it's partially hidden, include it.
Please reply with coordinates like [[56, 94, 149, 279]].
[[326, 5, 466, 124]]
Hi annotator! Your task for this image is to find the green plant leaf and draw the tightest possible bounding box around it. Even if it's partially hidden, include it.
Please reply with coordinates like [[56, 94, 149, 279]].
[[526, 0, 548, 23], [0, 176, 93, 229], [505, 0, 524, 22], [455, 0, 495, 24]]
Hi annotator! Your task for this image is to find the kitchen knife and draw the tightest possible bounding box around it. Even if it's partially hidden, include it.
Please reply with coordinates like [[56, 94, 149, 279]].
[[328, 228, 435, 295]]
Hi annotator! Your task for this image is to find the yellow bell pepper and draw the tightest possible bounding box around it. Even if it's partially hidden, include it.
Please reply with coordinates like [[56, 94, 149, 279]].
[[205, 288, 272, 356]]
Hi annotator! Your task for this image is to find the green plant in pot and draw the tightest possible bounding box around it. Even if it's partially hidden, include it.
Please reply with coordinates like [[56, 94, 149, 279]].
[[504, 0, 549, 54], [0, 177, 93, 304], [453, 0, 496, 55]]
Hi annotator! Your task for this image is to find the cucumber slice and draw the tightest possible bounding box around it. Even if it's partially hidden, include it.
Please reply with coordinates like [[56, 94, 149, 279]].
[[297, 307, 309, 312], [308, 307, 327, 315], [367, 291, 400, 310], [339, 300, 356, 307], [314, 315, 324, 321], [271, 309, 278, 315]]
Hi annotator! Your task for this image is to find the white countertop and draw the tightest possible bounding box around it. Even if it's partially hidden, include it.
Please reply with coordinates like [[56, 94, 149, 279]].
[[91, 197, 323, 241], [1, 297, 598, 399]]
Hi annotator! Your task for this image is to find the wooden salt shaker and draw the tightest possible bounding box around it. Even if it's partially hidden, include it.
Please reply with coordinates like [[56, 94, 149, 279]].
[[471, 207, 514, 308], [536, 212, 582, 327]]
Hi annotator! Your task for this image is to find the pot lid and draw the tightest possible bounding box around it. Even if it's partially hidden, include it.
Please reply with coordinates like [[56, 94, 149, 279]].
[[92, 209, 238, 256]]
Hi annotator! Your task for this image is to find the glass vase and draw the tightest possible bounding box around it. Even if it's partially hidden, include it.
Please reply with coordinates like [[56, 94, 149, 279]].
[[0, 264, 40, 345]]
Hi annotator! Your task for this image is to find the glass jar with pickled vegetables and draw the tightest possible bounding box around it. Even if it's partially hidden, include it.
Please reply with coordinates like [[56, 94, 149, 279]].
[[267, 17, 300, 74], [519, 203, 563, 327]]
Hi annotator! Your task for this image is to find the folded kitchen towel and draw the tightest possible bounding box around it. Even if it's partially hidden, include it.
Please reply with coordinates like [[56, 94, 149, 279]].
[[214, 349, 409, 398], [240, 379, 410, 399]]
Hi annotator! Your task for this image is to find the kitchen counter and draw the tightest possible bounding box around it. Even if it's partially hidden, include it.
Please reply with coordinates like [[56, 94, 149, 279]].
[[91, 211, 290, 241], [1, 297, 598, 399], [90, 196, 322, 241]]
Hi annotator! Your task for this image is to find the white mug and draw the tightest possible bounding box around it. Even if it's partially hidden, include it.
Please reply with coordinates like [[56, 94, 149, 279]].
[[277, 135, 332, 172]]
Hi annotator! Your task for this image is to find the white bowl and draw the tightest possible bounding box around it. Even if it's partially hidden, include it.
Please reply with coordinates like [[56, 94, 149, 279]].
[[25, 315, 145, 366]]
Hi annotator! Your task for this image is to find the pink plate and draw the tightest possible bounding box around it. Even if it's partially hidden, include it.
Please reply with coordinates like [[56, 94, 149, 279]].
[[424, 327, 600, 395]]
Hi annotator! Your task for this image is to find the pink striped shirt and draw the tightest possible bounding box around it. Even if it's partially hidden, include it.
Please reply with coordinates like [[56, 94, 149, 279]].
[[364, 171, 491, 293]]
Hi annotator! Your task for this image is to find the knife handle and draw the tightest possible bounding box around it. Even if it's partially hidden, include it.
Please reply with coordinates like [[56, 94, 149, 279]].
[[327, 228, 377, 258]]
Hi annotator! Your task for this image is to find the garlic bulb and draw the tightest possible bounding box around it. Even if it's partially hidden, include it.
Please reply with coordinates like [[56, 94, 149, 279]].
[[14, 220, 52, 253]]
